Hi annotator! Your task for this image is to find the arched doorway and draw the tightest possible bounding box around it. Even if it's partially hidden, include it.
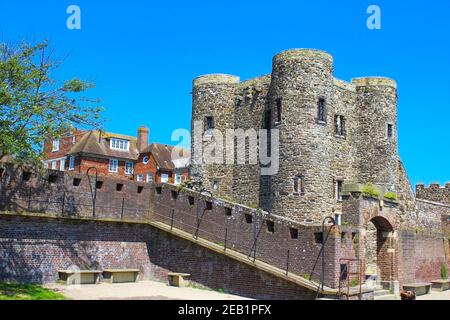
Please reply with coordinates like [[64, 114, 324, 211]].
[[364, 216, 396, 284]]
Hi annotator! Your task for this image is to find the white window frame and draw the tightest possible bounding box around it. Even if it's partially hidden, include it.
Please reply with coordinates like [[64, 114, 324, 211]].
[[146, 173, 153, 183], [51, 161, 57, 170], [109, 159, 119, 173], [52, 139, 60, 152], [59, 158, 66, 171], [161, 173, 169, 183], [72, 136, 76, 144], [137, 174, 144, 182], [335, 180, 344, 201], [69, 156, 75, 171], [110, 138, 130, 151], [142, 156, 149, 164], [174, 174, 182, 185], [125, 161, 134, 175]]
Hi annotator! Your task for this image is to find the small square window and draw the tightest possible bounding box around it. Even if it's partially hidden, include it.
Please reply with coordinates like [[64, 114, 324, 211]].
[[48, 175, 58, 184], [116, 184, 124, 192], [137, 186, 144, 194], [245, 214, 253, 224], [225, 207, 232, 216], [73, 178, 82, 186], [205, 116, 215, 133], [22, 172, 32, 181], [96, 181, 103, 189], [314, 232, 323, 244], [188, 196, 195, 206], [266, 220, 275, 234], [156, 187, 162, 194], [171, 190, 178, 200], [205, 201, 213, 210], [290, 228, 299, 240]]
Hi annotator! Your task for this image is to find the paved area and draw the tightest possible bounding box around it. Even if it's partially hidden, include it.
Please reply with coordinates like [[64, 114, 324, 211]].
[[416, 290, 450, 300], [45, 280, 251, 300]]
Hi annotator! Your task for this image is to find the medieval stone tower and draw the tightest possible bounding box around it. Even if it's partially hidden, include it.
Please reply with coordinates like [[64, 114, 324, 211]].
[[191, 49, 405, 224]]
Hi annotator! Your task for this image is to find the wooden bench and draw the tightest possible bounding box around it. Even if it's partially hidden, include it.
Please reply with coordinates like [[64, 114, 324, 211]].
[[431, 279, 450, 292], [168, 273, 191, 287], [58, 270, 102, 285], [402, 283, 432, 296], [102, 269, 140, 283]]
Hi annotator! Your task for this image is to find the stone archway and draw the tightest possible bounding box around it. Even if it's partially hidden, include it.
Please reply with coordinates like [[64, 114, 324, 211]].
[[364, 216, 396, 284]]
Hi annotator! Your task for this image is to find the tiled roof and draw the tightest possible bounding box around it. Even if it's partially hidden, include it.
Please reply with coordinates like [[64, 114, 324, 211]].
[[67, 130, 139, 161], [141, 143, 190, 170]]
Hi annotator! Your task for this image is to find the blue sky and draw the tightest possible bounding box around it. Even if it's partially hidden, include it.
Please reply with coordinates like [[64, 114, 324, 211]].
[[1, 0, 449, 187]]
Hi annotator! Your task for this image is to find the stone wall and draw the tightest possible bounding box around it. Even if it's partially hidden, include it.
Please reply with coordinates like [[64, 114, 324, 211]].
[[416, 183, 450, 205], [190, 48, 403, 226]]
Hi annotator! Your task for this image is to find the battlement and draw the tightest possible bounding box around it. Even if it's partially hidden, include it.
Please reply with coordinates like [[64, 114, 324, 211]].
[[416, 183, 450, 205], [193, 74, 240, 87], [273, 48, 333, 64], [351, 77, 397, 89]]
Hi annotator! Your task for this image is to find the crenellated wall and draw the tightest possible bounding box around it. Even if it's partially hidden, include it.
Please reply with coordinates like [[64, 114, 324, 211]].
[[416, 183, 450, 205], [1, 163, 448, 292]]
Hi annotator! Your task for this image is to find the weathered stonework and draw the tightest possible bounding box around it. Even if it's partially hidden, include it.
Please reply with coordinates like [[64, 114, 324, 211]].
[[191, 49, 404, 225]]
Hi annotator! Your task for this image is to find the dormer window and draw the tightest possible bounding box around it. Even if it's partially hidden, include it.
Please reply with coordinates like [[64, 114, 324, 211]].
[[110, 138, 130, 151], [52, 139, 60, 152]]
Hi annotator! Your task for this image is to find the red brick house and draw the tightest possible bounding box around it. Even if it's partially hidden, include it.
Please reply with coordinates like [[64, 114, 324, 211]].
[[134, 143, 190, 184], [43, 126, 190, 184]]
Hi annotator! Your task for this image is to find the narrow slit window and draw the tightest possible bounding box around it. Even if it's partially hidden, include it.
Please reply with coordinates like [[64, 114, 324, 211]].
[[266, 220, 275, 234], [387, 124, 393, 138], [264, 109, 272, 129], [335, 180, 344, 201], [335, 115, 346, 136], [205, 116, 215, 133], [294, 175, 305, 195], [276, 98, 282, 123], [290, 228, 299, 240], [318, 98, 326, 123]]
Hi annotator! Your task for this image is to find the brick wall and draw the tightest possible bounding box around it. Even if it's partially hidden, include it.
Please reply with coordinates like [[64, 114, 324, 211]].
[[0, 214, 319, 300], [1, 163, 448, 292]]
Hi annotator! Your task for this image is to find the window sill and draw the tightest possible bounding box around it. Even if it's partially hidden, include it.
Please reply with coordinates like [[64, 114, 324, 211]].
[[334, 134, 346, 139], [317, 120, 327, 126]]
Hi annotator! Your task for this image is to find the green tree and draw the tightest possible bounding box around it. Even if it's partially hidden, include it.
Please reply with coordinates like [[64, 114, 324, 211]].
[[0, 40, 103, 164]]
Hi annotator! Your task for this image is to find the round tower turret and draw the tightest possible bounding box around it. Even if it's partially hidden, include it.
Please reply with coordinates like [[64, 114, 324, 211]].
[[191, 74, 239, 197], [267, 49, 335, 223], [351, 77, 399, 190]]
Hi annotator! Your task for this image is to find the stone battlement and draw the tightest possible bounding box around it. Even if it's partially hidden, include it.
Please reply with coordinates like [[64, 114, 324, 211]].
[[416, 183, 450, 205]]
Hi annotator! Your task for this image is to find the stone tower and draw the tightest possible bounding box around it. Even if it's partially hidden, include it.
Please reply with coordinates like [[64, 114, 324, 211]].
[[352, 77, 399, 190], [268, 49, 335, 223], [191, 74, 239, 198]]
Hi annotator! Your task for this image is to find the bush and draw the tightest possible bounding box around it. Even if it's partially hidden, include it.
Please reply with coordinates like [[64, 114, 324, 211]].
[[361, 183, 380, 198], [384, 192, 398, 201], [441, 263, 448, 280]]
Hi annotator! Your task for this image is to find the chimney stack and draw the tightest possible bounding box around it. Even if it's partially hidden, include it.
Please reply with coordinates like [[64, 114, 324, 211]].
[[137, 126, 149, 152]]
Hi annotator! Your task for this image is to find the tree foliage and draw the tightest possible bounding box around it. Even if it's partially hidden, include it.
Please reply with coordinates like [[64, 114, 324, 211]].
[[0, 40, 103, 164]]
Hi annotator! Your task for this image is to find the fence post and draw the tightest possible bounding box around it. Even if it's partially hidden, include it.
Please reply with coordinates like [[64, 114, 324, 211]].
[[121, 197, 124, 220], [224, 228, 228, 252], [61, 191, 66, 215], [27, 187, 32, 211], [286, 249, 290, 276]]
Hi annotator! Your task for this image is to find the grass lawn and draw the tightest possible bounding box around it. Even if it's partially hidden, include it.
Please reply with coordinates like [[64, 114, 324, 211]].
[[0, 283, 67, 300]]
